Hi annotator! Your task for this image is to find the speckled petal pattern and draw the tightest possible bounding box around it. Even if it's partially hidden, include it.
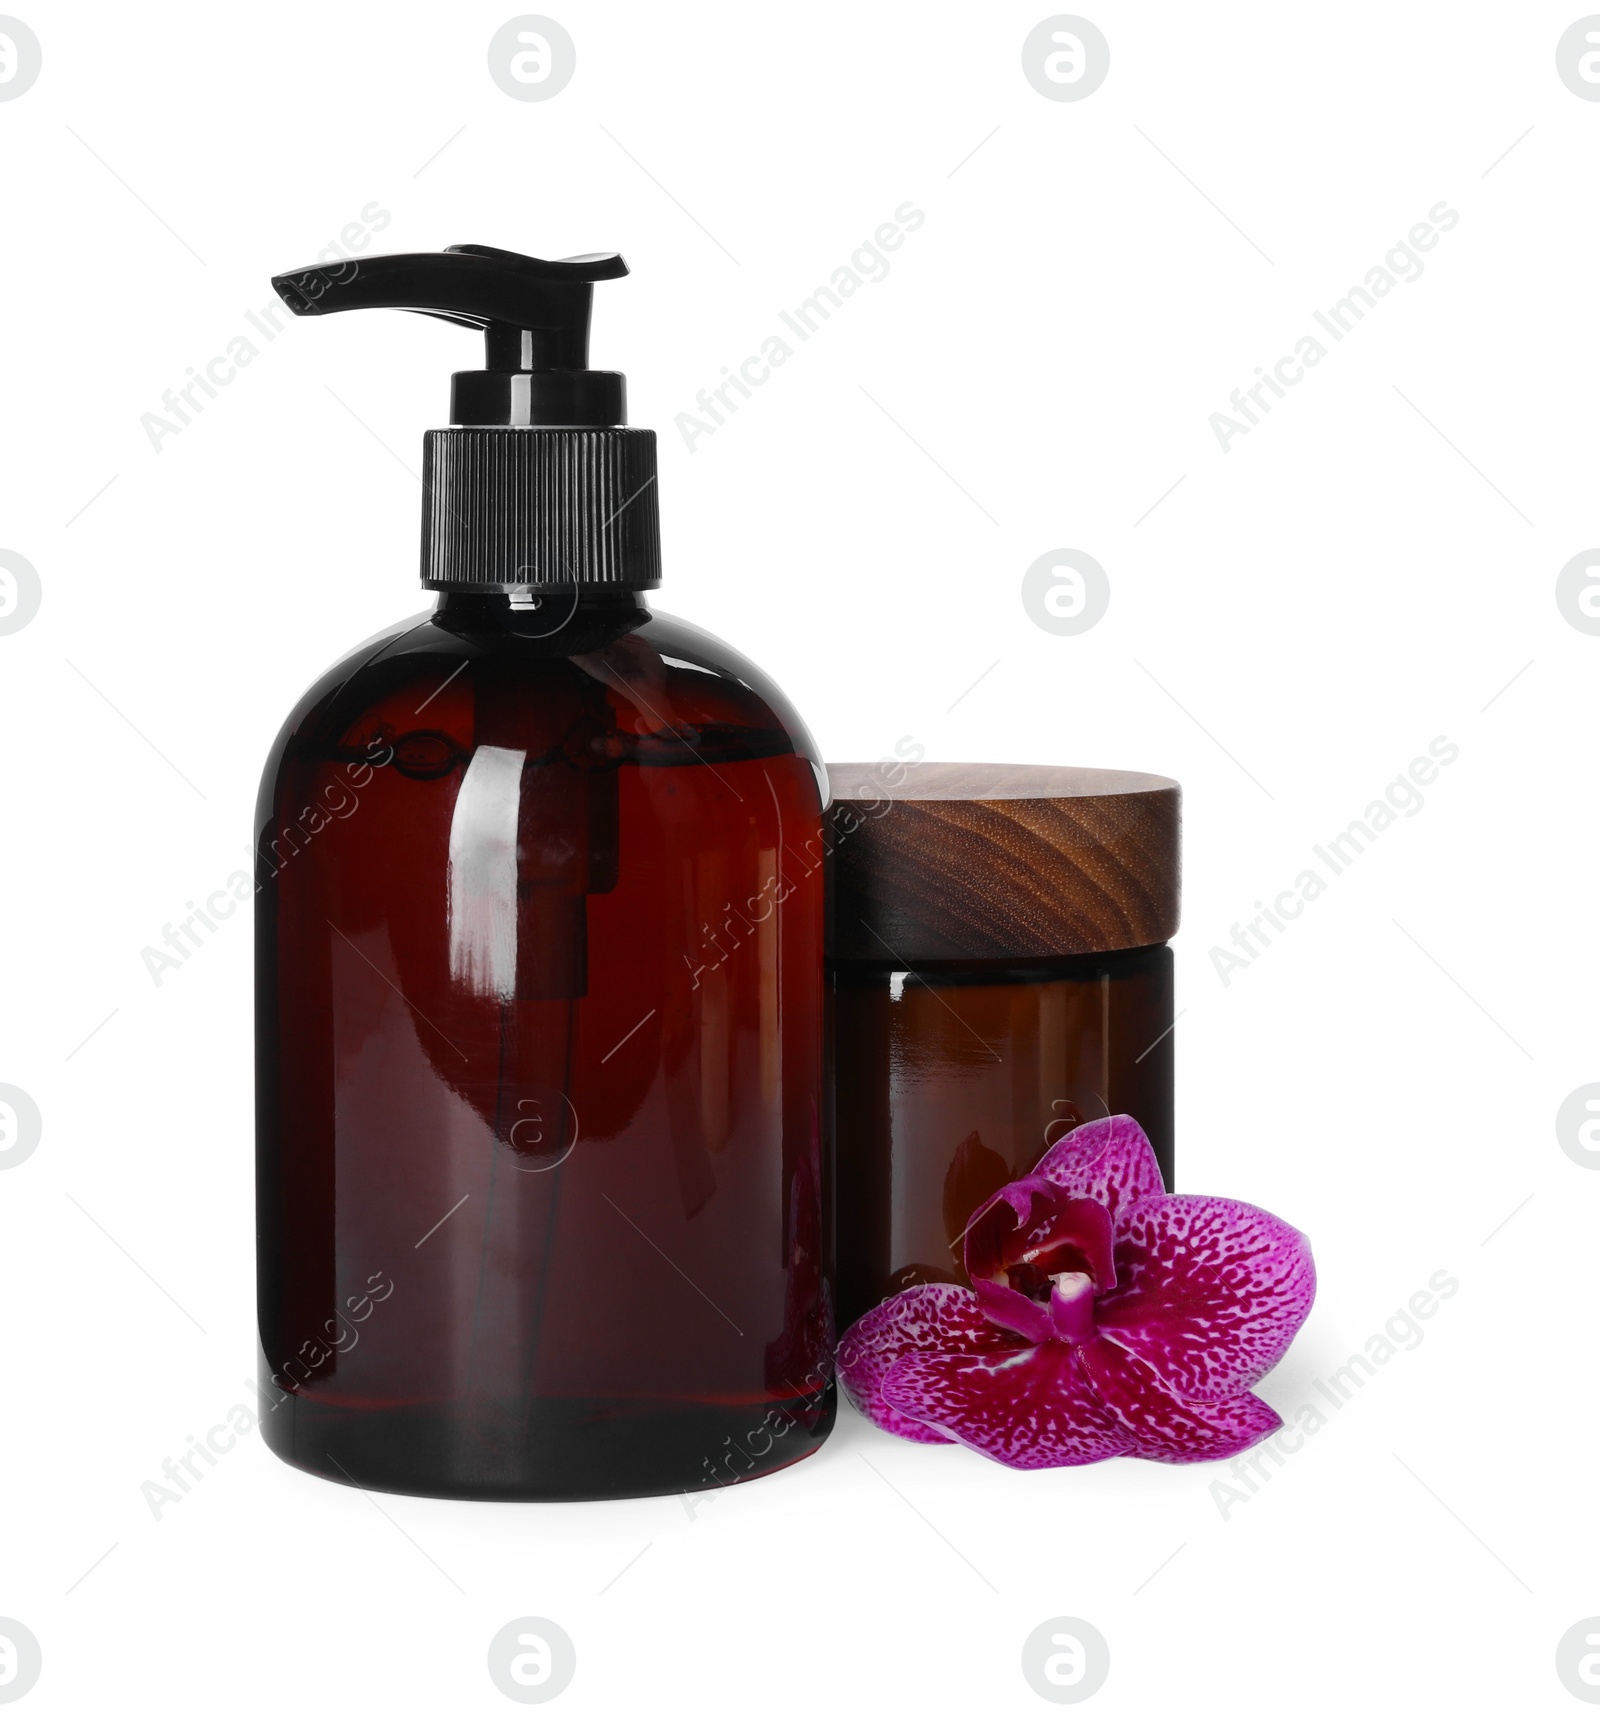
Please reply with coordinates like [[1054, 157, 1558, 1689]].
[[880, 1346, 1133, 1469], [1032, 1114, 1167, 1226], [836, 1283, 1013, 1443], [1094, 1194, 1316, 1402], [1078, 1336, 1282, 1462]]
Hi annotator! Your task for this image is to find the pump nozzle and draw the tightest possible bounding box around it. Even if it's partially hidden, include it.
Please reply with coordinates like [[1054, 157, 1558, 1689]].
[[271, 245, 631, 427]]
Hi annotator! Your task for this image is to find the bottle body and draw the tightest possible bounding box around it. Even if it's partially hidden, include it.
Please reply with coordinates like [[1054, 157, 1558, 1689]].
[[256, 592, 832, 1499]]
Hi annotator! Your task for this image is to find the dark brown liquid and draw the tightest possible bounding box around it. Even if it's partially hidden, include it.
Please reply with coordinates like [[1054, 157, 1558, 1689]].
[[831, 947, 1173, 1327], [256, 597, 832, 1499]]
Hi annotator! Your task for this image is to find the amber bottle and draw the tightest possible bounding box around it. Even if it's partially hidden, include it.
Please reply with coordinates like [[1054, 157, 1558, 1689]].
[[255, 246, 831, 1499]]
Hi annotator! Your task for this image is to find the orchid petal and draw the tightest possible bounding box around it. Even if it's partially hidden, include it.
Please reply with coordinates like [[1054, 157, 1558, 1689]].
[[1032, 1114, 1166, 1227], [880, 1346, 1132, 1469], [1094, 1194, 1316, 1402], [1078, 1335, 1281, 1461], [836, 1284, 1013, 1443]]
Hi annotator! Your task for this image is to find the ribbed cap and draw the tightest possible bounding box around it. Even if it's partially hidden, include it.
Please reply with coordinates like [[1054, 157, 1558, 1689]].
[[421, 427, 661, 589]]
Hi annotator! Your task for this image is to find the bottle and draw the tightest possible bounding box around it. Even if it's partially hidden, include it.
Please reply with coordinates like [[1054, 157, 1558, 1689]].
[[255, 245, 832, 1501], [824, 762, 1178, 1326]]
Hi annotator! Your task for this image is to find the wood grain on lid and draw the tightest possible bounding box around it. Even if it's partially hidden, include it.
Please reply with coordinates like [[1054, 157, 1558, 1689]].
[[826, 761, 1180, 961]]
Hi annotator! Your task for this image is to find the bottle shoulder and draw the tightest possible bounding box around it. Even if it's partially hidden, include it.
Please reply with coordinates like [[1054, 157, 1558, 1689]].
[[258, 601, 822, 817], [255, 610, 432, 821], [630, 606, 821, 767]]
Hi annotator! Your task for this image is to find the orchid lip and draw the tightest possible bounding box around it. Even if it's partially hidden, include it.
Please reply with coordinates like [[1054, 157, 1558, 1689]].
[[971, 1277, 1055, 1344], [964, 1180, 1117, 1298]]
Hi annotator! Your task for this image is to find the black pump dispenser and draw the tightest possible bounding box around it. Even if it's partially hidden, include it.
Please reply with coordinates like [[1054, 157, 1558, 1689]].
[[270, 245, 660, 591]]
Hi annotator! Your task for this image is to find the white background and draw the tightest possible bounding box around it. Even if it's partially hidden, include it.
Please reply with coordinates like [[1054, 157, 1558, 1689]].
[[1, 1, 1595, 1714]]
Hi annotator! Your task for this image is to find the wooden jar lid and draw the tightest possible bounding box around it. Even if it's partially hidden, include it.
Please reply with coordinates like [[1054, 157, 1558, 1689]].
[[826, 762, 1180, 962]]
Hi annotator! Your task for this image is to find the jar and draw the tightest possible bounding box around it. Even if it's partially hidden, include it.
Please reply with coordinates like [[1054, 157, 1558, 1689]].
[[826, 763, 1180, 1327]]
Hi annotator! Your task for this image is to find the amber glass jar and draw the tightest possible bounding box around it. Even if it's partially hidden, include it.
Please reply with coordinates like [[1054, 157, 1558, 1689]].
[[826, 763, 1180, 1327]]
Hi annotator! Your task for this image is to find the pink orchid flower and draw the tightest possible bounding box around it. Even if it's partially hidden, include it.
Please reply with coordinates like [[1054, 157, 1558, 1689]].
[[837, 1115, 1315, 1468]]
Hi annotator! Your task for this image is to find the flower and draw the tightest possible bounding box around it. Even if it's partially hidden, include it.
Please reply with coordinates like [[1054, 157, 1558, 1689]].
[[836, 1115, 1315, 1468]]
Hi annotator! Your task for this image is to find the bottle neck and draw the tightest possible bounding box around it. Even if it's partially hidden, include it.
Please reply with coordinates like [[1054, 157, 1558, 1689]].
[[433, 586, 651, 639]]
